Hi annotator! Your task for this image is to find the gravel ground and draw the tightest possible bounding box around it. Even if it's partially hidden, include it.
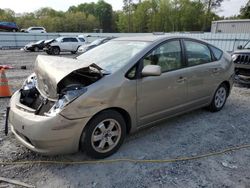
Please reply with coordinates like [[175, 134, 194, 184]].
[[0, 50, 250, 188]]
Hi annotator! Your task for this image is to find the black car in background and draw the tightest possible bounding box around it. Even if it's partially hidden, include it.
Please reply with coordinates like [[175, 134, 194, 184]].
[[24, 40, 45, 52], [77, 37, 116, 53], [231, 41, 250, 84]]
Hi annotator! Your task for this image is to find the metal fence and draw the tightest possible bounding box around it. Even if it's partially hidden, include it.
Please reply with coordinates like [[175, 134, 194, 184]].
[[0, 32, 249, 52]]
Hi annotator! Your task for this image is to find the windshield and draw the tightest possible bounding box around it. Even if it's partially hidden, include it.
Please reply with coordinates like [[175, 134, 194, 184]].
[[244, 41, 250, 49], [35, 40, 44, 44], [77, 40, 150, 73], [55, 37, 62, 42]]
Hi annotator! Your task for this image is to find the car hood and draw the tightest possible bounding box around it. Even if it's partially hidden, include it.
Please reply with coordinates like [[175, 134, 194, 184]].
[[232, 49, 250, 54], [35, 55, 102, 100], [44, 39, 55, 44]]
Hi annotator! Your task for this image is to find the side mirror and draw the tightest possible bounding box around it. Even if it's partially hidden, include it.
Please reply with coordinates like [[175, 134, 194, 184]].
[[141, 65, 161, 77], [237, 45, 243, 49]]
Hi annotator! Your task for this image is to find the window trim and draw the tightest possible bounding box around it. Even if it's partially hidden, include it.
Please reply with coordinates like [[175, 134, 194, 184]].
[[182, 38, 214, 67], [138, 38, 185, 76], [125, 64, 140, 80], [208, 44, 223, 61]]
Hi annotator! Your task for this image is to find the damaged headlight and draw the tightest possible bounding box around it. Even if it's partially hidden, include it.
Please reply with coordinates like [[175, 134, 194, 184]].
[[45, 85, 87, 117], [22, 73, 37, 90]]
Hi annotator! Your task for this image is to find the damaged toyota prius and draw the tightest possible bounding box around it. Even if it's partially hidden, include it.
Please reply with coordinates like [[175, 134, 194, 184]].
[[8, 36, 234, 158]]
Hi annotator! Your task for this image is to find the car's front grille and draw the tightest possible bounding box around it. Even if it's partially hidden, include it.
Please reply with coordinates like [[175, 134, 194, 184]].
[[235, 54, 250, 65]]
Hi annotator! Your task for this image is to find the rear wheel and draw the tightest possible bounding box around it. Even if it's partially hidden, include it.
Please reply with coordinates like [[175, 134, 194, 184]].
[[52, 47, 60, 55], [80, 110, 126, 159], [208, 83, 228, 112]]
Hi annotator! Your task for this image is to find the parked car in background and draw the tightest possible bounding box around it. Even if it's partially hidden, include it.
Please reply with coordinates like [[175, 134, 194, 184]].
[[25, 27, 46, 33], [232, 41, 250, 84], [44, 36, 86, 55], [8, 36, 234, 159], [23, 40, 45, 52], [78, 37, 116, 53], [0, 22, 18, 32]]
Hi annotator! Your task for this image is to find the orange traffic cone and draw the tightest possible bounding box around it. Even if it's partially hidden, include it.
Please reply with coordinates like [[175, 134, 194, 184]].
[[0, 68, 12, 98]]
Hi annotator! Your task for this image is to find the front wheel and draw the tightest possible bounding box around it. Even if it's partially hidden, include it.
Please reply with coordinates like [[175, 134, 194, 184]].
[[52, 47, 60, 55], [80, 110, 126, 159], [208, 83, 228, 112], [34, 47, 39, 52]]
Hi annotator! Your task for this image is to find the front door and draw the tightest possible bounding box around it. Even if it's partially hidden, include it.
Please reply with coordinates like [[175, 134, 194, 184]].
[[137, 40, 188, 127]]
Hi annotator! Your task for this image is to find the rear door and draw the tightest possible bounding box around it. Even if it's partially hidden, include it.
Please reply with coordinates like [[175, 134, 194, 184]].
[[137, 39, 189, 126], [60, 38, 72, 51], [70, 38, 79, 51], [183, 39, 223, 106]]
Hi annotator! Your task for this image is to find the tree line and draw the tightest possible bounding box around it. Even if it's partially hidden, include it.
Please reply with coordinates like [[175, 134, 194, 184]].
[[0, 0, 249, 33]]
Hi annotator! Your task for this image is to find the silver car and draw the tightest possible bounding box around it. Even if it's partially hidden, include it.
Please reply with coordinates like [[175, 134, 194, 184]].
[[8, 36, 234, 158]]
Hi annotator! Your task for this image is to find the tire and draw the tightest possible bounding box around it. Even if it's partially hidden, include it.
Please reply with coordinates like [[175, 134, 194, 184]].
[[52, 47, 60, 55], [34, 47, 39, 52], [208, 83, 228, 112], [80, 110, 126, 159]]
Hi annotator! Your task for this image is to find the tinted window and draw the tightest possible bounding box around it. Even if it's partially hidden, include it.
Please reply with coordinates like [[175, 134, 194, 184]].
[[78, 38, 85, 42], [70, 38, 78, 42], [31, 28, 43, 30], [210, 45, 223, 60], [184, 40, 212, 66], [143, 40, 182, 72], [62, 38, 70, 42]]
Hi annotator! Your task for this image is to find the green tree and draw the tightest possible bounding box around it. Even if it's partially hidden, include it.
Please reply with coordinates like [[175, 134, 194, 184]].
[[0, 8, 15, 22], [96, 0, 113, 32], [240, 0, 250, 18], [201, 0, 224, 30]]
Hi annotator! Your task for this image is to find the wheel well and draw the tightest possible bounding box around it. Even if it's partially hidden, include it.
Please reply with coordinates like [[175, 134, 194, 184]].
[[52, 46, 60, 50], [221, 81, 230, 96], [84, 107, 132, 135]]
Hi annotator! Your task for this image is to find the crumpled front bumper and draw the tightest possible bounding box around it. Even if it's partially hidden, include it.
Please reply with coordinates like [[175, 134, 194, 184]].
[[8, 91, 91, 155], [234, 74, 250, 85]]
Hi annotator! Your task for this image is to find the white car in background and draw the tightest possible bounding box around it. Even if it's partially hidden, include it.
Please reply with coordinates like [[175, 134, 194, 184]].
[[25, 27, 47, 33], [43, 36, 86, 55]]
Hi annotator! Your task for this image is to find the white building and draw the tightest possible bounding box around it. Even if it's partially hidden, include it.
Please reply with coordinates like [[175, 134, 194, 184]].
[[211, 19, 250, 33]]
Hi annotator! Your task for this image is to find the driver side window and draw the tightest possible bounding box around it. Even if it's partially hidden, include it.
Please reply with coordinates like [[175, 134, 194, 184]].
[[143, 40, 182, 72]]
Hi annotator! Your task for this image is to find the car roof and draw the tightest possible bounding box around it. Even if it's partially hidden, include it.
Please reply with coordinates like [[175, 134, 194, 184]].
[[112, 35, 208, 43], [28, 27, 45, 29]]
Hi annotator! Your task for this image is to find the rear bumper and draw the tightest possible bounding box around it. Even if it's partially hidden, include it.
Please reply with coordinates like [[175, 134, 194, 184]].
[[9, 91, 91, 155]]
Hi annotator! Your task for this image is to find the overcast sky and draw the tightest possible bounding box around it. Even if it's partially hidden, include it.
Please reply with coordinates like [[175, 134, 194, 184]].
[[0, 0, 248, 17]]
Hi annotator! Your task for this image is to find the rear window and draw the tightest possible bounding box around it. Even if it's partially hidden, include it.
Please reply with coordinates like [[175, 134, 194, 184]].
[[78, 38, 85, 42], [210, 45, 223, 60], [30, 28, 44, 30]]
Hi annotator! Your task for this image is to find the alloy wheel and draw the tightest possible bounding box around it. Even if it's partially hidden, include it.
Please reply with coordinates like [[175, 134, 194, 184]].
[[91, 119, 121, 153], [214, 87, 226, 108]]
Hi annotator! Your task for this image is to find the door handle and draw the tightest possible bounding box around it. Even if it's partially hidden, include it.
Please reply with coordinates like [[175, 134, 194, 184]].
[[177, 76, 186, 83]]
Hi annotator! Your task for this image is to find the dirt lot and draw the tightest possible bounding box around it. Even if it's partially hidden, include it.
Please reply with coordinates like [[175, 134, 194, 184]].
[[0, 50, 250, 188]]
